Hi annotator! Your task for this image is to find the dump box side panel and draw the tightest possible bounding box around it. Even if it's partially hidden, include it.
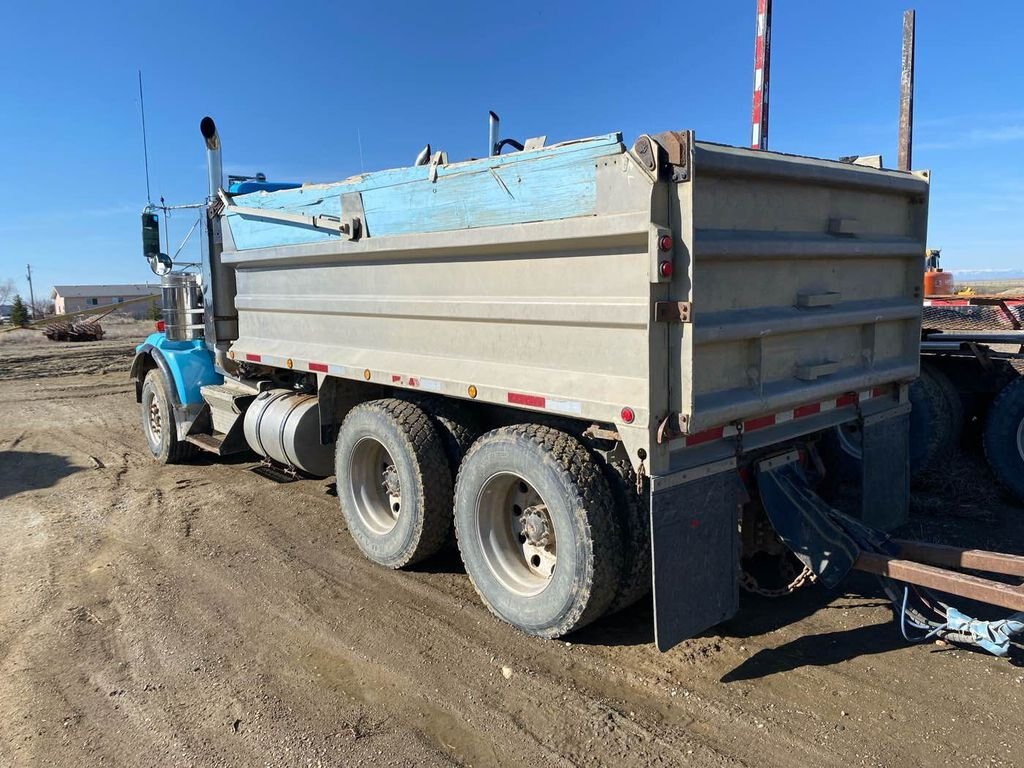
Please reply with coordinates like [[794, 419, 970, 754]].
[[221, 144, 661, 434], [673, 144, 928, 440]]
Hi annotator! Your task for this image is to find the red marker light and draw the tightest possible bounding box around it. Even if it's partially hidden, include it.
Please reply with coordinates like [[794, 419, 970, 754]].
[[658, 234, 673, 251], [620, 406, 635, 424], [658, 260, 673, 278], [155, 320, 165, 332]]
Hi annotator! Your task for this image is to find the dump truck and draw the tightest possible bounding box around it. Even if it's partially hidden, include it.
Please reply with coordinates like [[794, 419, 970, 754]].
[[130, 116, 1024, 655]]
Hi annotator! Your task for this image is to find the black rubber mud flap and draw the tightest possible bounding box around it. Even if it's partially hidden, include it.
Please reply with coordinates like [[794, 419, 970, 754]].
[[651, 469, 741, 652], [860, 409, 910, 531]]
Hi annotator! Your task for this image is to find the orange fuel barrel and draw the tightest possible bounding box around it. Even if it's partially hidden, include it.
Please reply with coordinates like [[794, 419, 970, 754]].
[[924, 269, 954, 297]]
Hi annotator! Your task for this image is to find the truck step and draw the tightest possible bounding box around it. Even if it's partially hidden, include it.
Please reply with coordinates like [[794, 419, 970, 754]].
[[185, 433, 229, 455], [200, 383, 257, 436]]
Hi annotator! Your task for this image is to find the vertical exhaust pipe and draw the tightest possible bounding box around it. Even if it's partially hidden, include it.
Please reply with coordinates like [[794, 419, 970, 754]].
[[200, 116, 223, 199], [488, 111, 499, 157], [199, 116, 237, 355]]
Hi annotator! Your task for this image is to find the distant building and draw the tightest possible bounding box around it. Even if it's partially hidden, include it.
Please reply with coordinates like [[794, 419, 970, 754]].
[[51, 284, 161, 319]]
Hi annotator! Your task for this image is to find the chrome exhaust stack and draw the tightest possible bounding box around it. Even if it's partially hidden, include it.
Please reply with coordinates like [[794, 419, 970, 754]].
[[200, 116, 223, 201], [199, 116, 238, 361], [488, 111, 500, 157]]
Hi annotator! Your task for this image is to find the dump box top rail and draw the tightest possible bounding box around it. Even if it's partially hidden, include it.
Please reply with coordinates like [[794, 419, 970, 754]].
[[216, 131, 928, 476]]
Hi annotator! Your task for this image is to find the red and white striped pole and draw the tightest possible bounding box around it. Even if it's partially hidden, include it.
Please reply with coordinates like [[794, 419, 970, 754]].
[[750, 0, 772, 150]]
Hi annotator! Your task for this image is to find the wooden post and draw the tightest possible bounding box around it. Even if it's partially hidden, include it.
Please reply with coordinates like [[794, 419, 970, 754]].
[[897, 9, 915, 171]]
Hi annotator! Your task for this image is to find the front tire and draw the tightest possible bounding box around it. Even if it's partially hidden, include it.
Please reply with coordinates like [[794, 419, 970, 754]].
[[140, 368, 195, 464], [454, 425, 622, 638], [335, 399, 453, 568]]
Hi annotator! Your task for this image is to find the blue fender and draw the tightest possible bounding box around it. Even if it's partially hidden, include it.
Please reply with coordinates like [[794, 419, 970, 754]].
[[132, 333, 222, 405]]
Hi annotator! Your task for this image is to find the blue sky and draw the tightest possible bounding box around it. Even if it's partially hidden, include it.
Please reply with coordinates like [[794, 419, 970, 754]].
[[1, 0, 1021, 300]]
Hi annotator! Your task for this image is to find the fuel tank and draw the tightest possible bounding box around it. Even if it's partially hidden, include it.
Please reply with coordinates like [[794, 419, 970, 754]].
[[243, 389, 334, 476]]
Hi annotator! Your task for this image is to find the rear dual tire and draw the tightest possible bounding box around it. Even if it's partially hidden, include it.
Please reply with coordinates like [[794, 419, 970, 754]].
[[454, 425, 623, 638], [335, 408, 637, 638], [335, 399, 453, 568]]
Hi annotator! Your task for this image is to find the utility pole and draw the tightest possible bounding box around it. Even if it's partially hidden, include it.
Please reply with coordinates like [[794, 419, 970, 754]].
[[25, 263, 36, 320], [750, 0, 772, 150], [897, 9, 916, 171]]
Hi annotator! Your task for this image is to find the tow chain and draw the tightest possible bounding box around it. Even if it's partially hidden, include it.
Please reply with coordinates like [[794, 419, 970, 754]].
[[739, 557, 816, 598]]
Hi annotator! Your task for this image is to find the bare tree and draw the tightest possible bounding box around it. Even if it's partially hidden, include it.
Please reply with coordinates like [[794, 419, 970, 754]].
[[30, 299, 54, 318], [0, 278, 15, 307]]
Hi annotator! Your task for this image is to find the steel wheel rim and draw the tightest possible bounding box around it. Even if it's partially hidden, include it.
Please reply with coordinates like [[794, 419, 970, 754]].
[[475, 472, 556, 597], [146, 396, 162, 443], [1017, 417, 1024, 463], [349, 437, 401, 535]]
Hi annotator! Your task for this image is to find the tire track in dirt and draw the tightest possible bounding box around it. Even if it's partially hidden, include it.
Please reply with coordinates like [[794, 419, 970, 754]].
[[2, 328, 1023, 767]]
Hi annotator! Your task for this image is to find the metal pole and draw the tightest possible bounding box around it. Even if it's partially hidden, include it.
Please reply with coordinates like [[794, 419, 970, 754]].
[[488, 111, 500, 157], [139, 71, 153, 204], [750, 0, 772, 150], [25, 264, 36, 320], [897, 9, 915, 171]]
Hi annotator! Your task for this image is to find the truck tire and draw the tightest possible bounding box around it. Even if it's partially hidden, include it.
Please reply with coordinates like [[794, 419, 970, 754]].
[[453, 425, 622, 638], [823, 361, 962, 483], [402, 394, 481, 486], [914, 361, 963, 473], [983, 376, 1024, 503], [335, 399, 452, 568], [140, 368, 196, 464], [598, 457, 650, 613]]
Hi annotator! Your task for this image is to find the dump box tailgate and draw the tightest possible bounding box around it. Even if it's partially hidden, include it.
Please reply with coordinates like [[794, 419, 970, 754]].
[[674, 143, 928, 433]]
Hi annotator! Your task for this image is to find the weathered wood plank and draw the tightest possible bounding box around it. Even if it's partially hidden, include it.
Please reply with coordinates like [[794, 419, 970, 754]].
[[226, 133, 623, 250]]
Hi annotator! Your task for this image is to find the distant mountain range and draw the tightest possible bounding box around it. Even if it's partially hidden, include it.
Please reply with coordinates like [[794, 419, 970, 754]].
[[947, 268, 1024, 282]]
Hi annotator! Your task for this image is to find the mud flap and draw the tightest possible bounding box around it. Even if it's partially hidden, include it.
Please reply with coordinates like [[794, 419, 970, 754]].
[[651, 468, 741, 652], [860, 409, 910, 530]]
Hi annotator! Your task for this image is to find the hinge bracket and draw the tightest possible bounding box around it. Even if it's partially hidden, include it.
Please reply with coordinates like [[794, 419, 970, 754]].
[[654, 301, 692, 323]]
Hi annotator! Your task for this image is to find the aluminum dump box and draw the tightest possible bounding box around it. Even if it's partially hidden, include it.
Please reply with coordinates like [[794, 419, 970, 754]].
[[218, 130, 927, 483]]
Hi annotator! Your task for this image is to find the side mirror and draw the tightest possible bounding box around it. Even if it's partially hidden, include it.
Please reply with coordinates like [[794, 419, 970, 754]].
[[147, 252, 173, 276], [142, 211, 172, 276]]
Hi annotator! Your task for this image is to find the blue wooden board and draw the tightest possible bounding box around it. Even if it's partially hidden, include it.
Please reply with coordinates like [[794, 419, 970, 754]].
[[226, 133, 623, 250]]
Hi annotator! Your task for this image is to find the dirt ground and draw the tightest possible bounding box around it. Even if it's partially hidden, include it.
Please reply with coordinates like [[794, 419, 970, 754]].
[[1, 324, 1022, 768]]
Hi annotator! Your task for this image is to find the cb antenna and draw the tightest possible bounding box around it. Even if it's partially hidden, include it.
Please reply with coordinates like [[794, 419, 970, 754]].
[[138, 70, 153, 204]]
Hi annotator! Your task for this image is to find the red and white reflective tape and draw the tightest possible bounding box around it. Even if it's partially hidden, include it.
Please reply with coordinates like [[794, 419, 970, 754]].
[[237, 351, 344, 375], [507, 391, 583, 416], [683, 387, 888, 448], [923, 299, 969, 307], [390, 374, 443, 392], [750, 0, 772, 150]]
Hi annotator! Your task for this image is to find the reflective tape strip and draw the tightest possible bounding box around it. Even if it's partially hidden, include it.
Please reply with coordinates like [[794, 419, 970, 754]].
[[684, 388, 889, 447], [547, 399, 583, 415], [508, 392, 545, 409]]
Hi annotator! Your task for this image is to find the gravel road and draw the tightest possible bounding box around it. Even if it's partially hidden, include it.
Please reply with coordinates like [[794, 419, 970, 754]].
[[1, 328, 1022, 767]]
